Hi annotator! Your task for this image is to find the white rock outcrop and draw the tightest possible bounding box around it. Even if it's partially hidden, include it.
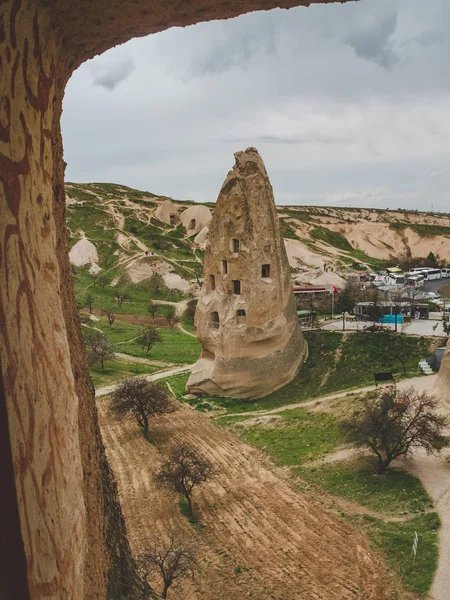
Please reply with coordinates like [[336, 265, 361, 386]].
[[69, 237, 100, 274], [180, 205, 212, 234], [187, 147, 306, 400], [154, 198, 180, 226]]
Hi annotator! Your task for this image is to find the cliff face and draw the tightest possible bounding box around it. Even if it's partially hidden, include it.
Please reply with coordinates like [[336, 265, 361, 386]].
[[187, 148, 306, 399]]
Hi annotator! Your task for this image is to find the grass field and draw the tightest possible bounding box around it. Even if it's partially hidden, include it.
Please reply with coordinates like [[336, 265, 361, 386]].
[[89, 318, 201, 364], [165, 330, 437, 415], [89, 359, 162, 388], [224, 406, 439, 597]]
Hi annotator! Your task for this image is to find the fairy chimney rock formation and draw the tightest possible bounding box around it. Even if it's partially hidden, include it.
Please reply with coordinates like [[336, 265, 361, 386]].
[[187, 147, 306, 399], [154, 198, 180, 226]]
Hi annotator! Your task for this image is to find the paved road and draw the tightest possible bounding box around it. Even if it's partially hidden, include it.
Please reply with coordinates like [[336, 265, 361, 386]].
[[423, 279, 449, 294]]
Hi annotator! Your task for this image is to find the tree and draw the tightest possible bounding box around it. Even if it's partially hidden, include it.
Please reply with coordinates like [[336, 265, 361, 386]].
[[193, 264, 203, 286], [84, 330, 115, 369], [148, 300, 159, 323], [85, 293, 94, 314], [365, 291, 383, 328], [427, 251, 439, 268], [164, 306, 180, 329], [156, 445, 214, 515], [148, 273, 166, 298], [388, 289, 405, 333], [336, 282, 360, 331], [94, 275, 108, 288], [137, 326, 162, 356], [137, 534, 197, 599], [110, 378, 173, 441], [105, 306, 116, 327], [116, 289, 130, 307], [184, 300, 197, 325], [342, 386, 449, 474], [386, 334, 407, 374]]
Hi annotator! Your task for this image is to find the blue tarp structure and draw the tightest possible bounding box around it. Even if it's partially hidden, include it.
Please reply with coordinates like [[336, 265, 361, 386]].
[[378, 314, 403, 324]]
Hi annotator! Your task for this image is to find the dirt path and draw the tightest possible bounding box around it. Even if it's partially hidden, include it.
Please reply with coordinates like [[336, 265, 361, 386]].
[[402, 447, 450, 600], [95, 364, 192, 397], [223, 374, 438, 419], [114, 352, 174, 368], [97, 400, 398, 599]]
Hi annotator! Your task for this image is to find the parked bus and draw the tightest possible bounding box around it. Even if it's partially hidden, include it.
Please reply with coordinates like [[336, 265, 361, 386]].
[[405, 274, 424, 287], [421, 269, 442, 281], [388, 273, 406, 285]]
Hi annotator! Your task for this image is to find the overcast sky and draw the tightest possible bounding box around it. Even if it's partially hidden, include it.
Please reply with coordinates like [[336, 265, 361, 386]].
[[62, 0, 450, 211]]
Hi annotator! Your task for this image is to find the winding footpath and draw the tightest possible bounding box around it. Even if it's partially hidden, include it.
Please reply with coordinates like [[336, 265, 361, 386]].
[[95, 364, 192, 397]]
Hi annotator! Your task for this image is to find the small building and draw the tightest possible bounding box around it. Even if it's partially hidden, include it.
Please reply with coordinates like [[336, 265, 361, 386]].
[[297, 310, 317, 328], [354, 301, 430, 320]]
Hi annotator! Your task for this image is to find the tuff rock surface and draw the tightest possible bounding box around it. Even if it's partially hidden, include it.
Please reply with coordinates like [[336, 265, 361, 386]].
[[187, 148, 306, 399]]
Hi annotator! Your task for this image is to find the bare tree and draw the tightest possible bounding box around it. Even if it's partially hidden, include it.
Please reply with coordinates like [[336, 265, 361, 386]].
[[184, 300, 197, 325], [116, 290, 131, 307], [137, 534, 197, 599], [387, 288, 404, 333], [110, 378, 173, 441], [148, 301, 159, 323], [84, 330, 115, 370], [85, 293, 94, 314], [104, 306, 116, 327], [342, 386, 449, 474], [156, 445, 213, 515], [164, 306, 180, 329], [137, 326, 162, 356]]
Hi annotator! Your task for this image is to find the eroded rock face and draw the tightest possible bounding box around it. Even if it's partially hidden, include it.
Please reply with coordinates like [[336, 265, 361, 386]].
[[154, 198, 180, 226], [187, 148, 306, 399]]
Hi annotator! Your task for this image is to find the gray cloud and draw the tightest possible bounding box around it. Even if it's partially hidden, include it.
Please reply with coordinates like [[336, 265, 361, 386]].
[[346, 10, 398, 69], [91, 55, 135, 90], [226, 134, 355, 146], [62, 0, 450, 212]]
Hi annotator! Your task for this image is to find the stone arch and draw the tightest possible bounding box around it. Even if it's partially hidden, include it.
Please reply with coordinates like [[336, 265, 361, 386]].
[[3, 1, 448, 599]]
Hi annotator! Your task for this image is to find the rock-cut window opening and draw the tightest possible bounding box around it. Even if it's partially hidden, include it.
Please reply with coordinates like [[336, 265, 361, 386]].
[[210, 311, 220, 329], [170, 214, 176, 225], [232, 280, 241, 295], [189, 219, 196, 230], [232, 238, 240, 253], [236, 309, 246, 324], [210, 274, 216, 291], [222, 260, 228, 275], [262, 264, 271, 278]]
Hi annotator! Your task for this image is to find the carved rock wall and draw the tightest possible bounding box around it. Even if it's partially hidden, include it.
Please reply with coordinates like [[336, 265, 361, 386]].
[[187, 148, 306, 399]]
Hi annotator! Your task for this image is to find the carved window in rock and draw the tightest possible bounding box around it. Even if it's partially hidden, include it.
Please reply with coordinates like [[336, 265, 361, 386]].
[[222, 260, 228, 275], [189, 219, 196, 230], [169, 214, 176, 225], [232, 280, 241, 295], [232, 238, 240, 253], [210, 274, 216, 291], [236, 309, 246, 324], [261, 264, 271, 278], [210, 311, 220, 329]]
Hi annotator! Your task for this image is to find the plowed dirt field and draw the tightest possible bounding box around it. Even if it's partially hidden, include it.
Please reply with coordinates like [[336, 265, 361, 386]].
[[97, 399, 399, 600]]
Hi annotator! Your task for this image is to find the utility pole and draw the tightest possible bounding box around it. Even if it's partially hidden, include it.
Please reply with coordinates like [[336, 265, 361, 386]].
[[331, 289, 335, 320]]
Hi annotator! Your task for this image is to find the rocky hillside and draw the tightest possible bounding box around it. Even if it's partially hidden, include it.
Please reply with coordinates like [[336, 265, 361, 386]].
[[66, 182, 450, 299]]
